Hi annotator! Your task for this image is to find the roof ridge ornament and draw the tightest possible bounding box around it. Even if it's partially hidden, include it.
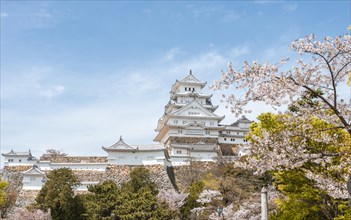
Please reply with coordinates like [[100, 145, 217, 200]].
[[190, 69, 192, 75]]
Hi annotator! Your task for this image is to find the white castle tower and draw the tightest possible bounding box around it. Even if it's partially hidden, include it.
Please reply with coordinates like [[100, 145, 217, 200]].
[[154, 70, 225, 165]]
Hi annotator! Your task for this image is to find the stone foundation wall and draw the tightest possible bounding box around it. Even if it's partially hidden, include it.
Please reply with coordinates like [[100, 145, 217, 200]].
[[4, 166, 32, 172], [72, 170, 105, 182], [172, 161, 219, 191], [15, 190, 39, 208], [105, 165, 174, 190], [219, 144, 239, 156]]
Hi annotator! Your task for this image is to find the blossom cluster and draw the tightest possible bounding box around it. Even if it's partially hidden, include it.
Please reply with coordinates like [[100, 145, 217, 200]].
[[212, 33, 351, 200]]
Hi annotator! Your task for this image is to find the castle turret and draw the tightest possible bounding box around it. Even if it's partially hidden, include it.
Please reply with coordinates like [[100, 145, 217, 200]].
[[154, 71, 225, 165]]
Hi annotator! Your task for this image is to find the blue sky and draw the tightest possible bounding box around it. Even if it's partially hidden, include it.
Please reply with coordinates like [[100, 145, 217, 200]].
[[1, 1, 350, 158]]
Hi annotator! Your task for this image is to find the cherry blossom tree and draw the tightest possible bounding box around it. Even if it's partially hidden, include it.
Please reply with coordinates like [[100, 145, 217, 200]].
[[157, 189, 188, 211], [212, 33, 351, 135], [6, 207, 51, 220], [212, 33, 351, 213]]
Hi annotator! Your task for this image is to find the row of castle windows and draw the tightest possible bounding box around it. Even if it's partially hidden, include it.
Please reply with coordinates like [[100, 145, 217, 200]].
[[180, 99, 205, 104], [8, 159, 21, 162], [221, 131, 247, 135], [223, 138, 248, 142], [185, 87, 196, 92], [174, 120, 215, 126], [177, 130, 211, 135]]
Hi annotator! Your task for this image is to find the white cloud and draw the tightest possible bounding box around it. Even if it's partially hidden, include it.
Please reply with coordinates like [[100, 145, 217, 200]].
[[1, 12, 8, 17], [1, 66, 66, 100], [228, 45, 250, 58], [28, 7, 58, 28], [142, 8, 152, 16], [165, 47, 182, 61], [39, 85, 65, 98], [114, 72, 162, 95], [283, 4, 298, 12], [190, 6, 221, 18], [253, 0, 278, 4], [220, 11, 245, 22]]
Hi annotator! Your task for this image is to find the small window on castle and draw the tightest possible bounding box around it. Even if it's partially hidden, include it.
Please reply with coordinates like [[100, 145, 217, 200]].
[[176, 150, 182, 154], [185, 87, 187, 91], [206, 131, 210, 135], [192, 88, 195, 92], [224, 138, 227, 141], [174, 120, 178, 124], [30, 176, 36, 181], [19, 159, 22, 162], [178, 130, 182, 134]]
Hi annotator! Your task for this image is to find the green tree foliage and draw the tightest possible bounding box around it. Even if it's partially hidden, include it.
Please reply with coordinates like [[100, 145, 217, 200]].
[[0, 181, 17, 218], [81, 167, 173, 220], [35, 168, 84, 220], [81, 180, 123, 220], [219, 166, 270, 206], [271, 170, 339, 220], [122, 167, 157, 195], [113, 190, 173, 220], [0, 181, 8, 207], [249, 113, 351, 219], [180, 180, 205, 219]]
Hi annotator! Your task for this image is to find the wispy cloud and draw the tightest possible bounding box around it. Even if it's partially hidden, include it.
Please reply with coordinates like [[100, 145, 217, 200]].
[[142, 8, 152, 16], [29, 7, 58, 28], [254, 0, 277, 4], [164, 47, 182, 61], [220, 10, 245, 22], [1, 12, 8, 17], [228, 45, 250, 58], [190, 6, 221, 18], [2, 66, 65, 100], [39, 85, 65, 98], [283, 3, 298, 12]]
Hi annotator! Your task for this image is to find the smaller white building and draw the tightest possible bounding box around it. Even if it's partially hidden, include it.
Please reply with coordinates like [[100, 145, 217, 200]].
[[2, 149, 37, 167], [22, 166, 46, 190], [102, 136, 166, 166], [218, 116, 252, 145]]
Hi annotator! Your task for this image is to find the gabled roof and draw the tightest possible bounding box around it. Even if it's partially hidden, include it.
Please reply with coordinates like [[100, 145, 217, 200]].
[[22, 165, 45, 175], [103, 136, 134, 151], [180, 70, 202, 83], [103, 137, 165, 152], [171, 70, 207, 93], [172, 92, 212, 99], [230, 116, 253, 126], [171, 99, 224, 120], [2, 149, 34, 157]]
